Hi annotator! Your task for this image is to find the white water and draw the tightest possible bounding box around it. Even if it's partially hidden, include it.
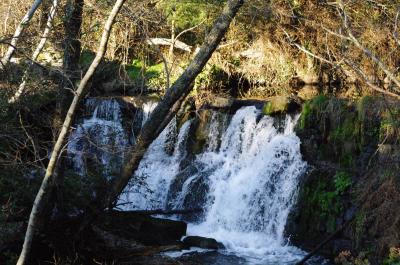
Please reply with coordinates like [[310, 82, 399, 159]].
[[121, 118, 192, 209], [185, 108, 308, 264], [68, 99, 312, 264], [121, 106, 309, 264], [68, 98, 129, 177]]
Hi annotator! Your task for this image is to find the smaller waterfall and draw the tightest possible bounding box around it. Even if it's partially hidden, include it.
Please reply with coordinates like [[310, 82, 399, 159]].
[[120, 118, 192, 209], [68, 99, 129, 177], [67, 98, 158, 179]]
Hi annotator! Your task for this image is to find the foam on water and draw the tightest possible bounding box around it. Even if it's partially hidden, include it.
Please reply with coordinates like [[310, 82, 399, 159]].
[[68, 99, 128, 177], [120, 118, 192, 209], [121, 106, 309, 264], [68, 99, 313, 264]]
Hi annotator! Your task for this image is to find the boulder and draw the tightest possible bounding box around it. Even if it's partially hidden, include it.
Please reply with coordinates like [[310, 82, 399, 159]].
[[262, 96, 301, 115], [183, 236, 224, 250], [97, 211, 187, 246], [205, 97, 265, 113]]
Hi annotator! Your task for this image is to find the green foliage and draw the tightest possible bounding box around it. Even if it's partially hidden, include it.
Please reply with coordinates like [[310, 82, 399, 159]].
[[334, 171, 352, 194], [356, 96, 374, 122], [303, 170, 352, 232], [355, 212, 366, 248], [384, 248, 400, 265], [379, 109, 400, 143], [79, 49, 96, 68], [331, 116, 356, 142], [158, 0, 223, 32], [1, 251, 18, 265], [0, 167, 41, 222], [126, 59, 167, 89], [298, 94, 328, 129], [194, 64, 226, 92], [62, 164, 109, 212]]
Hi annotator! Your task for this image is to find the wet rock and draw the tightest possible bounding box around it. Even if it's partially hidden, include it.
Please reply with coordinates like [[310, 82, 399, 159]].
[[177, 251, 246, 265], [187, 110, 213, 154], [205, 97, 265, 113], [262, 96, 301, 115], [179, 172, 210, 222], [166, 165, 199, 207], [333, 239, 352, 254], [129, 255, 182, 265], [97, 211, 187, 246], [288, 95, 400, 262], [209, 97, 234, 108], [183, 236, 224, 250]]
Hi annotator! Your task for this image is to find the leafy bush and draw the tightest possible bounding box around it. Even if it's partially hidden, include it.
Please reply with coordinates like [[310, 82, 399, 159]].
[[126, 59, 167, 90], [384, 248, 400, 265]]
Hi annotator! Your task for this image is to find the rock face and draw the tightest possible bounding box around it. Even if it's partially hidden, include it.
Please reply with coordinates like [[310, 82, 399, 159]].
[[96, 211, 187, 246], [262, 96, 301, 115], [286, 95, 400, 264], [183, 236, 224, 250]]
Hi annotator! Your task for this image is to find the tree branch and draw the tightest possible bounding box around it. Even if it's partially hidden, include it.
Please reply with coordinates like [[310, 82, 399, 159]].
[[0, 0, 44, 70], [16, 0, 127, 264]]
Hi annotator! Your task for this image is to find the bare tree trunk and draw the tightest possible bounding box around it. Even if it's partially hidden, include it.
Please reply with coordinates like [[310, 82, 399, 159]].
[[0, 0, 44, 70], [54, 0, 84, 217], [63, 0, 84, 82], [1, 0, 12, 56], [108, 0, 245, 207], [9, 0, 59, 103], [16, 0, 126, 264]]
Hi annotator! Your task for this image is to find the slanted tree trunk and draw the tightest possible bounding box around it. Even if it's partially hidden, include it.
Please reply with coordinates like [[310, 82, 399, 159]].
[[9, 0, 59, 103], [0, 0, 44, 70], [16, 0, 126, 264], [108, 0, 245, 207]]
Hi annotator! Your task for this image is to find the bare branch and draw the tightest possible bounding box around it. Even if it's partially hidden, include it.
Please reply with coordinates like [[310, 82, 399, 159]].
[[394, 8, 400, 46], [336, 0, 400, 90], [17, 0, 127, 263], [0, 0, 44, 70], [9, 0, 59, 103], [345, 59, 400, 100]]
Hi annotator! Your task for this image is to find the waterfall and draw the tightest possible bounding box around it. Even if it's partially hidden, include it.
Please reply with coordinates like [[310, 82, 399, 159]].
[[67, 98, 129, 177], [186, 108, 308, 263], [120, 105, 308, 264], [67, 98, 157, 179], [68, 98, 311, 264]]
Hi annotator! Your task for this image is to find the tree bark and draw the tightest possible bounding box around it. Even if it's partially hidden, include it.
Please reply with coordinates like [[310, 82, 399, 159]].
[[53, 0, 85, 218], [63, 0, 84, 81], [108, 0, 245, 207], [0, 0, 44, 70], [9, 0, 59, 103], [16, 0, 126, 264]]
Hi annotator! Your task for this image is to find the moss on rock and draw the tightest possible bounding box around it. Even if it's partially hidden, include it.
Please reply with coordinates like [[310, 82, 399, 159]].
[[289, 95, 400, 262], [262, 95, 301, 115]]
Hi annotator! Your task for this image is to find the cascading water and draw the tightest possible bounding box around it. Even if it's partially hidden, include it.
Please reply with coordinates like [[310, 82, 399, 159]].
[[68, 98, 129, 177], [67, 98, 157, 178], [68, 98, 321, 264], [120, 105, 310, 264], [186, 108, 309, 264]]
